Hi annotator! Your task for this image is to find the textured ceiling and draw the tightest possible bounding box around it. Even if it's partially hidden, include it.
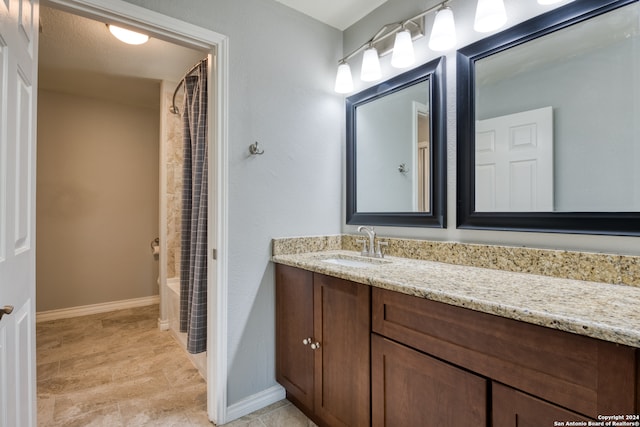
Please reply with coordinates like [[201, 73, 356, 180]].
[[38, 0, 380, 106], [38, 6, 206, 108]]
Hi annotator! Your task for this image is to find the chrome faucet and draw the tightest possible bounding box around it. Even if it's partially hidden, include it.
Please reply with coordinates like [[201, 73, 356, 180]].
[[357, 226, 376, 257], [356, 226, 389, 258]]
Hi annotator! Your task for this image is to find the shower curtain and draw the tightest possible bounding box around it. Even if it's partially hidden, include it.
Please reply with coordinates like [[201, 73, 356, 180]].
[[179, 59, 208, 354]]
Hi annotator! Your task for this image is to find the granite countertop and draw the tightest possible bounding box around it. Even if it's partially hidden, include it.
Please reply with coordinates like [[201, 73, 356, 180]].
[[272, 250, 640, 348]]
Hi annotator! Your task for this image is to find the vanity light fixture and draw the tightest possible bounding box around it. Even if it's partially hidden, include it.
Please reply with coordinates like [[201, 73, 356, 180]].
[[473, 0, 508, 33], [335, 61, 354, 93], [391, 29, 416, 68], [108, 24, 149, 45], [334, 3, 442, 92], [429, 6, 457, 52], [334, 0, 567, 93], [333, 0, 460, 93], [361, 46, 382, 81]]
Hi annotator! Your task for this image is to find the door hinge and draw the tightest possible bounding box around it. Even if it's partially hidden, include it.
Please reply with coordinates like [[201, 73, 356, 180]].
[[212, 249, 217, 260]]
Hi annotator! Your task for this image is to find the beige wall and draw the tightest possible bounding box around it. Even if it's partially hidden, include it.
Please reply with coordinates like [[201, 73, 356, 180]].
[[36, 88, 160, 312]]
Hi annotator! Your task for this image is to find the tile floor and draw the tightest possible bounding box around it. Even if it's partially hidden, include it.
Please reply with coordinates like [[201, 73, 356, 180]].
[[36, 304, 314, 426]]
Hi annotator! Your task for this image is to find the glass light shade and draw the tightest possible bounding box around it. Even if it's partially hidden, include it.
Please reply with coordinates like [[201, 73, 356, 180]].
[[474, 0, 507, 33], [108, 25, 149, 45], [391, 30, 415, 69], [429, 7, 457, 51], [334, 63, 354, 94], [537, 0, 565, 4], [361, 47, 382, 82]]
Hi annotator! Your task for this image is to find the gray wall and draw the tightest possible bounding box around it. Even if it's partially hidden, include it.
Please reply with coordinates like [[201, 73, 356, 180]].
[[121, 0, 343, 406], [343, 0, 640, 256]]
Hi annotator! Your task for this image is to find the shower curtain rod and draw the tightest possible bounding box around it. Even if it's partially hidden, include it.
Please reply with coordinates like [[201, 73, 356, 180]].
[[170, 57, 207, 115]]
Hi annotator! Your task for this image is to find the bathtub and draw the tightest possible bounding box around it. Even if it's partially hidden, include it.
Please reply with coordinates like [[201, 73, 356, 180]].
[[167, 278, 207, 378]]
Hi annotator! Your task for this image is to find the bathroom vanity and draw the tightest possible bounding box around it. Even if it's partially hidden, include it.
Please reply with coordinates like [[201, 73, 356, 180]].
[[273, 248, 640, 427]]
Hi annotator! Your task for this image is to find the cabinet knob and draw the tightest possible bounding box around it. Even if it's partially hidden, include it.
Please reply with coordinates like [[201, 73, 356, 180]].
[[310, 342, 321, 350], [302, 338, 312, 346]]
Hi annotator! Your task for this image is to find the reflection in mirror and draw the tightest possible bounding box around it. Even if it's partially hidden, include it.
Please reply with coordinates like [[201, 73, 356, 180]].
[[347, 57, 446, 227], [356, 80, 430, 212], [457, 0, 640, 235], [475, 3, 639, 213]]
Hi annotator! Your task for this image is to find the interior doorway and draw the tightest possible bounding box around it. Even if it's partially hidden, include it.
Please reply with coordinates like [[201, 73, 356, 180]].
[[37, 0, 229, 423]]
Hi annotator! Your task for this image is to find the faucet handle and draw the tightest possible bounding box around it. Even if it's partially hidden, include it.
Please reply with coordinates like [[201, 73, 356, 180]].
[[375, 241, 388, 258], [355, 239, 369, 256]]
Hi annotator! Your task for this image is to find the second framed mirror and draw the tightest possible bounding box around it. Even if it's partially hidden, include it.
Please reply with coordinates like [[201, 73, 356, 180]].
[[346, 57, 446, 228]]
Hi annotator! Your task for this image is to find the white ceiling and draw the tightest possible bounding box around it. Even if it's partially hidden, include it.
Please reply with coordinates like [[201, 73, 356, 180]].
[[274, 0, 387, 30]]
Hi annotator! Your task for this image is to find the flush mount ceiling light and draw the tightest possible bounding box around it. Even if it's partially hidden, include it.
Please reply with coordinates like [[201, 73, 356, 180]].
[[108, 24, 149, 45]]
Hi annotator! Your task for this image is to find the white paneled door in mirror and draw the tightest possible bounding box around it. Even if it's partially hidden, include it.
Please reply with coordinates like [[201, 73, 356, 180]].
[[0, 0, 39, 426], [475, 107, 553, 212]]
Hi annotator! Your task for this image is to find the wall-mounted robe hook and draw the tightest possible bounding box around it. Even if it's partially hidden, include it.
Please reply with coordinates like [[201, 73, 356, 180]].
[[249, 141, 265, 155]]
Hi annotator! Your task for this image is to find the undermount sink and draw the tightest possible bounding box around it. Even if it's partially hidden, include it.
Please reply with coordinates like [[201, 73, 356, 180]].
[[321, 255, 390, 268]]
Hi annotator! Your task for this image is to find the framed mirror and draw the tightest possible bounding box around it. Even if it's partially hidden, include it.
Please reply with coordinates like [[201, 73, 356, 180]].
[[457, 0, 640, 236], [346, 57, 446, 227]]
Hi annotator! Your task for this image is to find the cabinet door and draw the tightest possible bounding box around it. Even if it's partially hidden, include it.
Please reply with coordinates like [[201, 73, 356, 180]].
[[275, 264, 314, 412], [372, 334, 487, 427], [314, 273, 371, 427], [493, 383, 591, 427], [372, 287, 637, 417]]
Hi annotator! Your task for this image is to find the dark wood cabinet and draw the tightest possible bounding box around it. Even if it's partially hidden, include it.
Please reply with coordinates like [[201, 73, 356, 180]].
[[372, 287, 638, 423], [275, 264, 314, 412], [371, 334, 487, 427], [276, 264, 639, 426], [275, 264, 370, 427], [492, 383, 590, 427]]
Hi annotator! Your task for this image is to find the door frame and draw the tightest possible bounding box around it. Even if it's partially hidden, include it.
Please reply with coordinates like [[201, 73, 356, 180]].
[[39, 0, 229, 423]]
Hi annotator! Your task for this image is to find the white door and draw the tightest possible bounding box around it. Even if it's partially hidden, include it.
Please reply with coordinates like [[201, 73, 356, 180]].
[[475, 106, 554, 212], [0, 0, 39, 426]]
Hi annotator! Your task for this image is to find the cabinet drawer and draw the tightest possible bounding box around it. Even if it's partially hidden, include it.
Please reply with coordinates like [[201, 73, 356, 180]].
[[372, 287, 637, 418]]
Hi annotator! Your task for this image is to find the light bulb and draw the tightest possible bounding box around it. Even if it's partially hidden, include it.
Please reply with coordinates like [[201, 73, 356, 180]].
[[361, 47, 381, 82], [334, 63, 354, 94], [108, 25, 149, 45], [429, 7, 457, 51], [474, 0, 507, 33], [391, 30, 415, 69]]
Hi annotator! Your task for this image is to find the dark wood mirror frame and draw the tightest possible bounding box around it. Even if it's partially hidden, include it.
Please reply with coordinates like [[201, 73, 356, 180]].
[[346, 57, 446, 228], [456, 0, 640, 236]]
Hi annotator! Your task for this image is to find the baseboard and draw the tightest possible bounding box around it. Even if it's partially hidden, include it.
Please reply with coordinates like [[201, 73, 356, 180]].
[[225, 385, 286, 423], [36, 295, 160, 322], [158, 318, 170, 331]]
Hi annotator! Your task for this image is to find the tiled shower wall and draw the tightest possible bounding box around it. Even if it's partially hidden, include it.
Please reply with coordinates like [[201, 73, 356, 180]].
[[165, 90, 183, 279]]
